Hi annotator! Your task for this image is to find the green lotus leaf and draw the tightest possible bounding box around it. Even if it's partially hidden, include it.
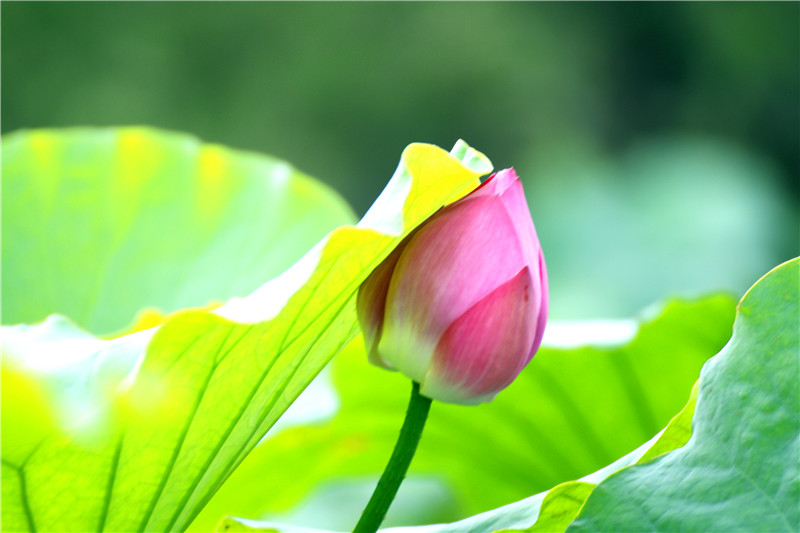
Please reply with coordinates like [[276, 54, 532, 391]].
[[568, 257, 799, 532], [0, 129, 491, 533], [214, 258, 797, 533], [1, 127, 357, 335]]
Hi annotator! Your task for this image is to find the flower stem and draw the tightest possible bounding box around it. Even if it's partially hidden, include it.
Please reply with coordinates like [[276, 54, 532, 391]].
[[353, 381, 432, 533]]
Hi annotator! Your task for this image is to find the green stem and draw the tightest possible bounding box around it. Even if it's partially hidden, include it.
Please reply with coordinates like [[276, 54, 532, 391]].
[[353, 381, 432, 533]]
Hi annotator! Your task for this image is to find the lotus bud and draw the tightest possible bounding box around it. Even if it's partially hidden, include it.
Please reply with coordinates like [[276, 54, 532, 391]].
[[357, 168, 548, 405]]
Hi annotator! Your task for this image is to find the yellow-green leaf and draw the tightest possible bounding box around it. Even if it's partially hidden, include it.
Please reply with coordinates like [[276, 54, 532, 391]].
[[0, 130, 491, 533]]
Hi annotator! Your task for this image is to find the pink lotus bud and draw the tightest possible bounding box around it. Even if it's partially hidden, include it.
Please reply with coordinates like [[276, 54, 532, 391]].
[[357, 168, 548, 405]]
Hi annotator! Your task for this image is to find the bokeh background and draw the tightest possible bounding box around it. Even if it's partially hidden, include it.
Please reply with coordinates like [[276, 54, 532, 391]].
[[4, 2, 798, 319]]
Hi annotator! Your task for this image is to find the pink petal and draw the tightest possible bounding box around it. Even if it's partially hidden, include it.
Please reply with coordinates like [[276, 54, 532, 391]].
[[381, 194, 528, 356], [467, 168, 543, 268], [357, 232, 416, 369], [530, 248, 549, 357], [498, 173, 543, 267], [421, 266, 539, 405]]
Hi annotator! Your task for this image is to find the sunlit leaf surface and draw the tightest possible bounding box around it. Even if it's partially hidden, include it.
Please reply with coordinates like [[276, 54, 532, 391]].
[[0, 129, 491, 532], [1, 127, 356, 335]]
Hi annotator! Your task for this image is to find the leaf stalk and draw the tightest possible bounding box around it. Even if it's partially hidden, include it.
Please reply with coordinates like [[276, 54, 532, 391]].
[[353, 381, 432, 533]]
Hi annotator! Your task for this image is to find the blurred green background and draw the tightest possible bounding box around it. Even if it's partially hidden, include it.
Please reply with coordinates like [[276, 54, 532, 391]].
[[4, 2, 798, 319]]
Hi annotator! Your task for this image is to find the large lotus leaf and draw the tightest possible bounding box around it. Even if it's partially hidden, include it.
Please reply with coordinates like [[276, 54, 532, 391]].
[[198, 295, 735, 532], [1, 127, 357, 335], [0, 135, 492, 533], [215, 259, 797, 533], [567, 257, 799, 532]]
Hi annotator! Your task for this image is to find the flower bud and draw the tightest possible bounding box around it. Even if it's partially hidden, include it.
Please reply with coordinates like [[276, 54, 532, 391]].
[[357, 168, 548, 405]]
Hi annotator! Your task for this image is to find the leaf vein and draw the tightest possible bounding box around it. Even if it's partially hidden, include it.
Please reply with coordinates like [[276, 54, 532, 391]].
[[96, 435, 124, 532], [733, 467, 794, 532], [136, 334, 226, 531], [1, 459, 37, 532]]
